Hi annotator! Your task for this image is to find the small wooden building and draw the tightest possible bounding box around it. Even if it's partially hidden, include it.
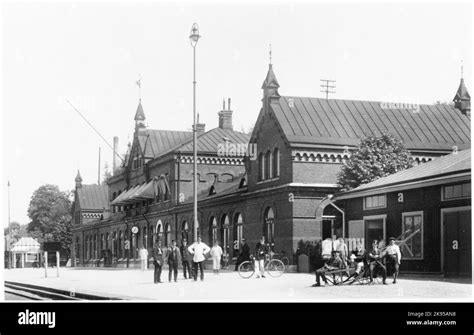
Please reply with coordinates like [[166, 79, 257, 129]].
[[11, 237, 41, 268], [334, 150, 471, 277]]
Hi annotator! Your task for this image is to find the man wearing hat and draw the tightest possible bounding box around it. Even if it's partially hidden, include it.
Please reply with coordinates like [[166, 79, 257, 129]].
[[384, 237, 402, 284], [234, 238, 250, 271]]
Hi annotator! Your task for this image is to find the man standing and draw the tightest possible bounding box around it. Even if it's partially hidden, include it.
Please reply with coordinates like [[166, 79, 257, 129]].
[[166, 240, 181, 282], [187, 236, 210, 281], [139, 247, 149, 271], [234, 238, 250, 271], [180, 239, 193, 279], [255, 236, 268, 278], [384, 237, 402, 284], [152, 240, 164, 284]]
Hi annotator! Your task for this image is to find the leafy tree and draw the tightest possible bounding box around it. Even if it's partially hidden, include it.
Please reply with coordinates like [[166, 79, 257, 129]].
[[27, 185, 72, 258], [4, 221, 29, 250], [337, 132, 414, 191]]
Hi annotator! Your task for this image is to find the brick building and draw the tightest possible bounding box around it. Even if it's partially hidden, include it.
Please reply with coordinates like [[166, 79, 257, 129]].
[[71, 63, 470, 271]]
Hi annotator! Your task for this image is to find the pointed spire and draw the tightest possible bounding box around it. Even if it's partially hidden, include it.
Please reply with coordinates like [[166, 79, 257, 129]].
[[453, 61, 471, 115], [262, 46, 280, 91], [75, 170, 83, 189], [134, 100, 146, 121]]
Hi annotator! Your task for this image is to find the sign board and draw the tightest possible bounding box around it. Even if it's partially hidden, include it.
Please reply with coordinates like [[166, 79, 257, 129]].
[[43, 242, 61, 252], [131, 226, 139, 234]]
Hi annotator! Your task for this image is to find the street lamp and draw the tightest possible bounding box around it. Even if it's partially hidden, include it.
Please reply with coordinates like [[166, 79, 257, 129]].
[[190, 23, 200, 242]]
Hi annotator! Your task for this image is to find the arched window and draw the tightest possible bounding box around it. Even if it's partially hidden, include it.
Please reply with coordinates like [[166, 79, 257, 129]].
[[117, 190, 122, 212], [220, 215, 230, 255], [164, 223, 171, 247], [100, 234, 105, 254], [233, 213, 244, 257], [264, 207, 275, 251], [181, 221, 189, 244], [258, 152, 264, 181], [273, 148, 280, 177], [209, 217, 218, 246], [156, 220, 163, 243], [93, 234, 97, 259], [265, 150, 272, 179], [105, 233, 109, 250], [85, 236, 89, 260]]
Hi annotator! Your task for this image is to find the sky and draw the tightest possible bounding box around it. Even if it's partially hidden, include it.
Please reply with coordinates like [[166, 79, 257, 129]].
[[1, 1, 472, 225]]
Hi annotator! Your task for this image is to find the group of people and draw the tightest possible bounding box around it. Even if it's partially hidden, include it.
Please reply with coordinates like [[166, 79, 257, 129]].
[[147, 236, 231, 283], [313, 237, 402, 287]]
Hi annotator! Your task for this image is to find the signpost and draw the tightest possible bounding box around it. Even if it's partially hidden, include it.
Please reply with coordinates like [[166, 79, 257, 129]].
[[43, 242, 61, 278]]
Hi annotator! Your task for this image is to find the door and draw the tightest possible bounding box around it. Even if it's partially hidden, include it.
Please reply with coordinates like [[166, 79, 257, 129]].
[[444, 210, 472, 277], [365, 219, 385, 251]]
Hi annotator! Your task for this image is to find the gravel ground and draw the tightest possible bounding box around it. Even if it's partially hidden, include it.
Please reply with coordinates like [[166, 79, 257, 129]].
[[4, 268, 472, 302]]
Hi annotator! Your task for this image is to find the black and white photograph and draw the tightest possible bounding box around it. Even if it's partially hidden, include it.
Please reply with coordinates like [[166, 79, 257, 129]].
[[0, 0, 473, 330]]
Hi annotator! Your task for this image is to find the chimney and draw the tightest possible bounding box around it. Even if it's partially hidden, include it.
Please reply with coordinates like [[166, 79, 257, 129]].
[[218, 98, 233, 130], [113, 136, 120, 175], [195, 113, 206, 133]]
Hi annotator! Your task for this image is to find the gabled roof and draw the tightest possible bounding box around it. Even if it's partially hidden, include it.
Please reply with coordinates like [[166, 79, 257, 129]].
[[138, 129, 193, 158], [11, 237, 40, 253], [77, 184, 109, 210], [338, 149, 471, 197], [270, 96, 471, 151], [176, 127, 250, 154]]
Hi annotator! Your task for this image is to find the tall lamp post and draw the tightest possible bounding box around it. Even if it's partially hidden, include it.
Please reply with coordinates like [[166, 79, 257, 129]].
[[7, 180, 11, 269], [189, 23, 200, 242]]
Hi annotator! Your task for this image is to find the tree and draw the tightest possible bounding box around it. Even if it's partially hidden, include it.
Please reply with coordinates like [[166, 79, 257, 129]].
[[27, 185, 73, 258], [4, 221, 29, 250], [337, 132, 414, 191]]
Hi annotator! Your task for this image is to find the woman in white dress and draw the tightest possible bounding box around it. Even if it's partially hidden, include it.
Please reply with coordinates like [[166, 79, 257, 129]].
[[210, 241, 223, 275]]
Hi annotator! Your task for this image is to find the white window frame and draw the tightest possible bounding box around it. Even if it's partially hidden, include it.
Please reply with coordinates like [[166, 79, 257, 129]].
[[401, 211, 424, 260], [441, 182, 471, 201], [363, 194, 387, 210]]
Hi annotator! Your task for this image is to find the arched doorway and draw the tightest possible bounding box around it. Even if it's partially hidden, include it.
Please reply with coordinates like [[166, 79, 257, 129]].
[[164, 223, 171, 247], [156, 220, 163, 244], [209, 217, 217, 246], [263, 207, 275, 251], [220, 215, 230, 256], [233, 213, 243, 257], [181, 221, 189, 243]]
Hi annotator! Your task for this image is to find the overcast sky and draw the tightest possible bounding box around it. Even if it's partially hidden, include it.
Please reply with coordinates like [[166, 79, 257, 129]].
[[1, 1, 472, 225]]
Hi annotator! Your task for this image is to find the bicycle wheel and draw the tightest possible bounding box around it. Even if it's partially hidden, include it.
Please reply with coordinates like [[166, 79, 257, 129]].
[[238, 261, 255, 279], [266, 259, 284, 277]]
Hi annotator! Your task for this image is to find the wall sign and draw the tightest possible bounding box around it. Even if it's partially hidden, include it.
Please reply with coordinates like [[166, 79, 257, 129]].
[[398, 193, 404, 203]]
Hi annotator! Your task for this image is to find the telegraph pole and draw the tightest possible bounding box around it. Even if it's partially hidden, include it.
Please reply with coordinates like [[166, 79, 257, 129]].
[[7, 180, 11, 269], [320, 79, 336, 99]]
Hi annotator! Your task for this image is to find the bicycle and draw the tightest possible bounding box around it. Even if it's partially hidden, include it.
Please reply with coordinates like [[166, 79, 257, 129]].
[[269, 250, 290, 267], [238, 254, 285, 279]]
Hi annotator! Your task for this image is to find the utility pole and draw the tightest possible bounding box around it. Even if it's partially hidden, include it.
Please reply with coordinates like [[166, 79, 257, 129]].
[[320, 79, 336, 99], [7, 180, 11, 269]]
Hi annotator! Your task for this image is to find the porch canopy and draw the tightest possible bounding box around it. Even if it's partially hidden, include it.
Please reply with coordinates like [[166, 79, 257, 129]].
[[11, 237, 40, 253], [110, 175, 171, 206]]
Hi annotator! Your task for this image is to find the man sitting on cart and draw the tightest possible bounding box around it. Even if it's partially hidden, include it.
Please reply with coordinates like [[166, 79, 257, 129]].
[[368, 239, 387, 285], [312, 250, 345, 287]]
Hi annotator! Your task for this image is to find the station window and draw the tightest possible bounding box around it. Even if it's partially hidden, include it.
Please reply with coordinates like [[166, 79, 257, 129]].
[[364, 194, 386, 210], [442, 183, 471, 200]]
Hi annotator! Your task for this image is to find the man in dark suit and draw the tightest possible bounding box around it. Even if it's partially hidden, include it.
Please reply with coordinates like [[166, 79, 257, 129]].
[[152, 240, 164, 284], [166, 240, 181, 282], [180, 239, 193, 279], [234, 238, 250, 271]]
